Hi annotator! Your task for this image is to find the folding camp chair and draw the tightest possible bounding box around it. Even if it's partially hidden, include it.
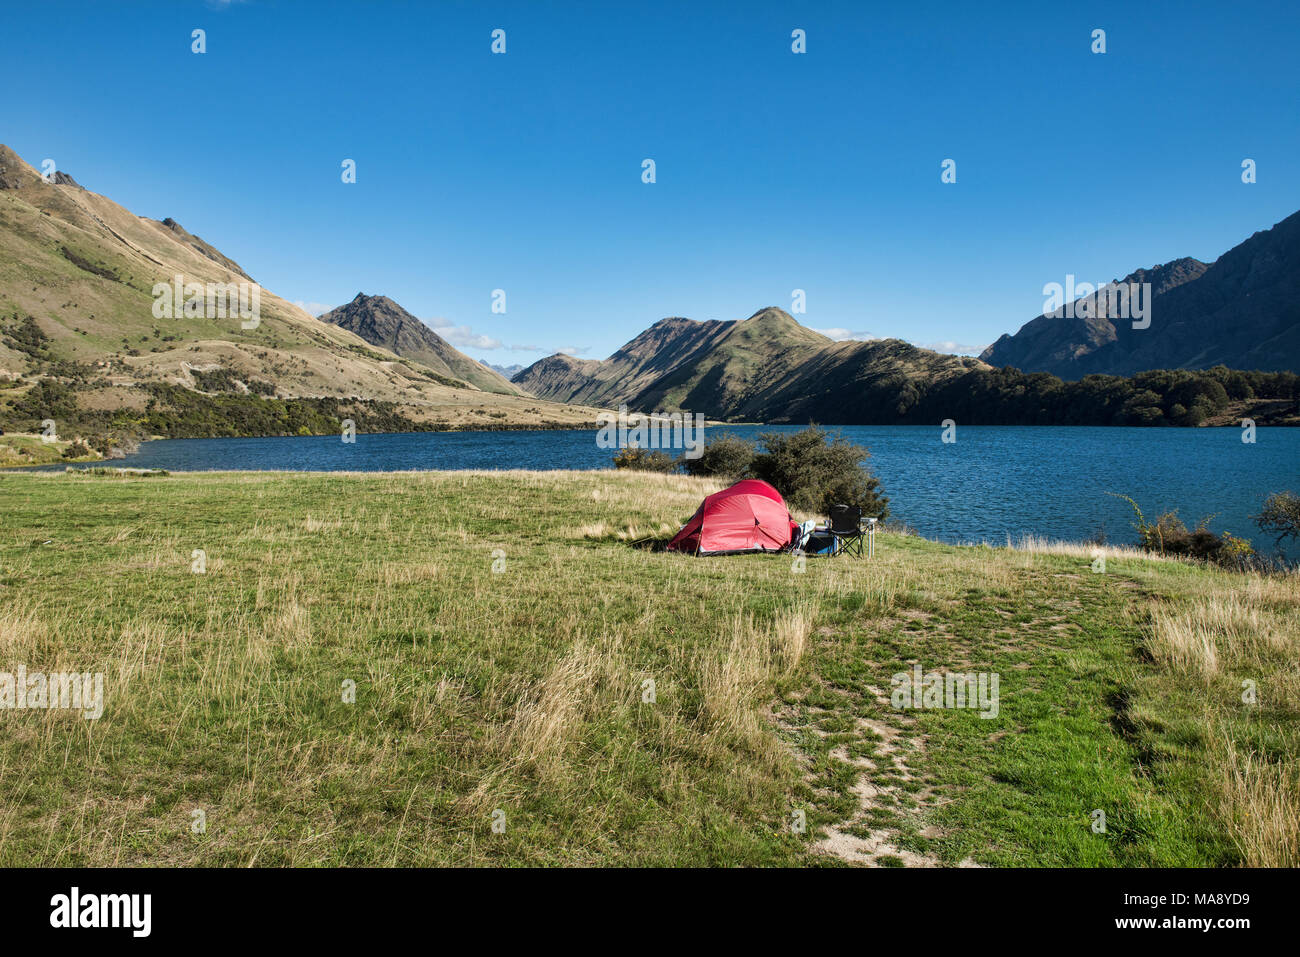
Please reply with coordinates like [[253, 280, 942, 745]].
[[828, 504, 864, 557]]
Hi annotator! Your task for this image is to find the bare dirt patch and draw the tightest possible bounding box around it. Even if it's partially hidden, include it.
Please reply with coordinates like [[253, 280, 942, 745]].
[[774, 675, 978, 868]]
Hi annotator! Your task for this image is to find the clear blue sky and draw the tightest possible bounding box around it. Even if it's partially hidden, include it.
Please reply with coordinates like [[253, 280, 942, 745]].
[[7, 0, 1299, 363]]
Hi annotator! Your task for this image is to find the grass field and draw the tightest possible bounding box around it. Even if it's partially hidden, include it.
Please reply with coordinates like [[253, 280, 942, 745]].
[[0, 469, 1295, 866]]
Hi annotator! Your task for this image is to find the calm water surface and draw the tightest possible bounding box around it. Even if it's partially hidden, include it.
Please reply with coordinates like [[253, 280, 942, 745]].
[[33, 425, 1300, 553]]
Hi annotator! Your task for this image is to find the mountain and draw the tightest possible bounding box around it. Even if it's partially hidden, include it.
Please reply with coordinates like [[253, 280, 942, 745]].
[[517, 315, 734, 407], [517, 305, 1298, 427], [982, 210, 1300, 378], [515, 307, 987, 422], [482, 361, 524, 380], [319, 293, 523, 395], [151, 216, 253, 280], [0, 144, 595, 440]]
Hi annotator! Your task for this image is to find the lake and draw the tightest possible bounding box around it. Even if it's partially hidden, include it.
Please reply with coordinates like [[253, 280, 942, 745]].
[[40, 425, 1298, 555]]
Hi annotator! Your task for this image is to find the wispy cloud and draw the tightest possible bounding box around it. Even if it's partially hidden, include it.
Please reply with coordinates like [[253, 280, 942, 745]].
[[918, 340, 987, 356], [293, 300, 333, 317], [813, 327, 878, 341], [430, 322, 502, 350], [428, 319, 586, 356]]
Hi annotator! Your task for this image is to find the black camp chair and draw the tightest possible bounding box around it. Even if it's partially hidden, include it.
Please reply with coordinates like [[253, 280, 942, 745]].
[[828, 504, 864, 557]]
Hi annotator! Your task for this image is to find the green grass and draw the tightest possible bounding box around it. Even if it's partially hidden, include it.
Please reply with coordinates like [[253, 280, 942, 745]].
[[0, 432, 100, 467], [0, 469, 1294, 866]]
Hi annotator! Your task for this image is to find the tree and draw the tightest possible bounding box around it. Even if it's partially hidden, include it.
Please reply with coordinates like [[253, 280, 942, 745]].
[[749, 425, 888, 518], [681, 432, 754, 479], [1255, 491, 1300, 548]]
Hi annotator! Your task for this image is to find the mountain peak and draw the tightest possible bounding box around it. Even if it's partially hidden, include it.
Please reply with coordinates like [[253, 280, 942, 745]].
[[744, 306, 796, 322], [732, 305, 831, 345], [318, 293, 523, 396]]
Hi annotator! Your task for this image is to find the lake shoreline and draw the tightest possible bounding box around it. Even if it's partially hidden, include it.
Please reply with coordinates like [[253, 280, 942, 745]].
[[8, 425, 1295, 556]]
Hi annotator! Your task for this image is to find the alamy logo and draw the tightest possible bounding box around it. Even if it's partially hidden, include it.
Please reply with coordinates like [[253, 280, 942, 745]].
[[1042, 275, 1152, 330], [890, 664, 999, 719], [50, 887, 151, 937], [152, 274, 261, 329], [596, 404, 706, 459], [0, 667, 103, 719]]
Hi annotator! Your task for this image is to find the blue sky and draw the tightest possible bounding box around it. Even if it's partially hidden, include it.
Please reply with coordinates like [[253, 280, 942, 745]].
[[7, 0, 1299, 363]]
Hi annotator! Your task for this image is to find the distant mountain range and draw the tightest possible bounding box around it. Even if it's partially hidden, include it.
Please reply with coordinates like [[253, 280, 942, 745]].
[[517, 304, 1297, 427], [983, 210, 1300, 378], [3, 139, 1295, 442], [319, 293, 523, 395], [482, 361, 525, 380], [514, 210, 1300, 423], [515, 307, 986, 422]]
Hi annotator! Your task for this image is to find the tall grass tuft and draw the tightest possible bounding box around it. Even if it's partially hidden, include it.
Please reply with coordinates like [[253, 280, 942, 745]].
[[1213, 735, 1300, 867]]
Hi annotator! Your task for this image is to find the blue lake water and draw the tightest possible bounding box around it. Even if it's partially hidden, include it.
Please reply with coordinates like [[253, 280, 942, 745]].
[[44, 425, 1299, 554]]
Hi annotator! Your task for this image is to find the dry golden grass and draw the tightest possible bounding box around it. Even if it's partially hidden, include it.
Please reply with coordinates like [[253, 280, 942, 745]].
[[1009, 534, 1154, 559], [1148, 600, 1223, 679], [1213, 734, 1300, 867], [1139, 566, 1300, 864]]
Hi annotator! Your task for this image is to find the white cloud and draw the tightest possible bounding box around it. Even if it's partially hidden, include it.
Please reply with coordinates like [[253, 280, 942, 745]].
[[430, 323, 503, 350], [917, 340, 987, 356], [813, 327, 878, 341], [294, 300, 333, 317], [426, 320, 587, 357]]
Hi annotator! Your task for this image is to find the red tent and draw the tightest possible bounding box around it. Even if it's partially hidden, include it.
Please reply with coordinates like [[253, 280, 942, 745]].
[[666, 479, 794, 555]]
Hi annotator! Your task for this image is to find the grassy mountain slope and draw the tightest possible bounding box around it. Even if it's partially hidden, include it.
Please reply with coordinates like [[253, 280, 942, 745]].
[[518, 316, 735, 407], [0, 144, 598, 441]]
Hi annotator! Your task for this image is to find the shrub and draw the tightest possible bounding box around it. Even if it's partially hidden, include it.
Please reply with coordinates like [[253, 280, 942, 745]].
[[612, 447, 677, 472], [749, 425, 888, 518], [1112, 494, 1255, 567], [190, 367, 241, 393], [247, 378, 277, 396], [681, 432, 754, 479], [11, 377, 78, 420], [61, 438, 93, 460], [2, 316, 50, 359], [1255, 491, 1300, 548]]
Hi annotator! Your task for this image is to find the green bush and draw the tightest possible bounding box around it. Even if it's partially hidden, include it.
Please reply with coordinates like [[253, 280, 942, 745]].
[[681, 432, 754, 479], [11, 377, 79, 420], [612, 447, 678, 472], [749, 425, 888, 518], [190, 367, 241, 393]]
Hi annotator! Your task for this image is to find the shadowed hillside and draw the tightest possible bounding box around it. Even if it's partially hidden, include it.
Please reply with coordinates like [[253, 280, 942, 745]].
[[983, 210, 1300, 378]]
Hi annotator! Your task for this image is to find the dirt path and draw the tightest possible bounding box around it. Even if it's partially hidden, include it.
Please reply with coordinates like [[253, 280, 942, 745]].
[[775, 664, 978, 867]]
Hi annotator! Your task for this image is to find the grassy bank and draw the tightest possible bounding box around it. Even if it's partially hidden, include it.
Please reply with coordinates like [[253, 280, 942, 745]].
[[0, 469, 1294, 866], [0, 432, 101, 468]]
